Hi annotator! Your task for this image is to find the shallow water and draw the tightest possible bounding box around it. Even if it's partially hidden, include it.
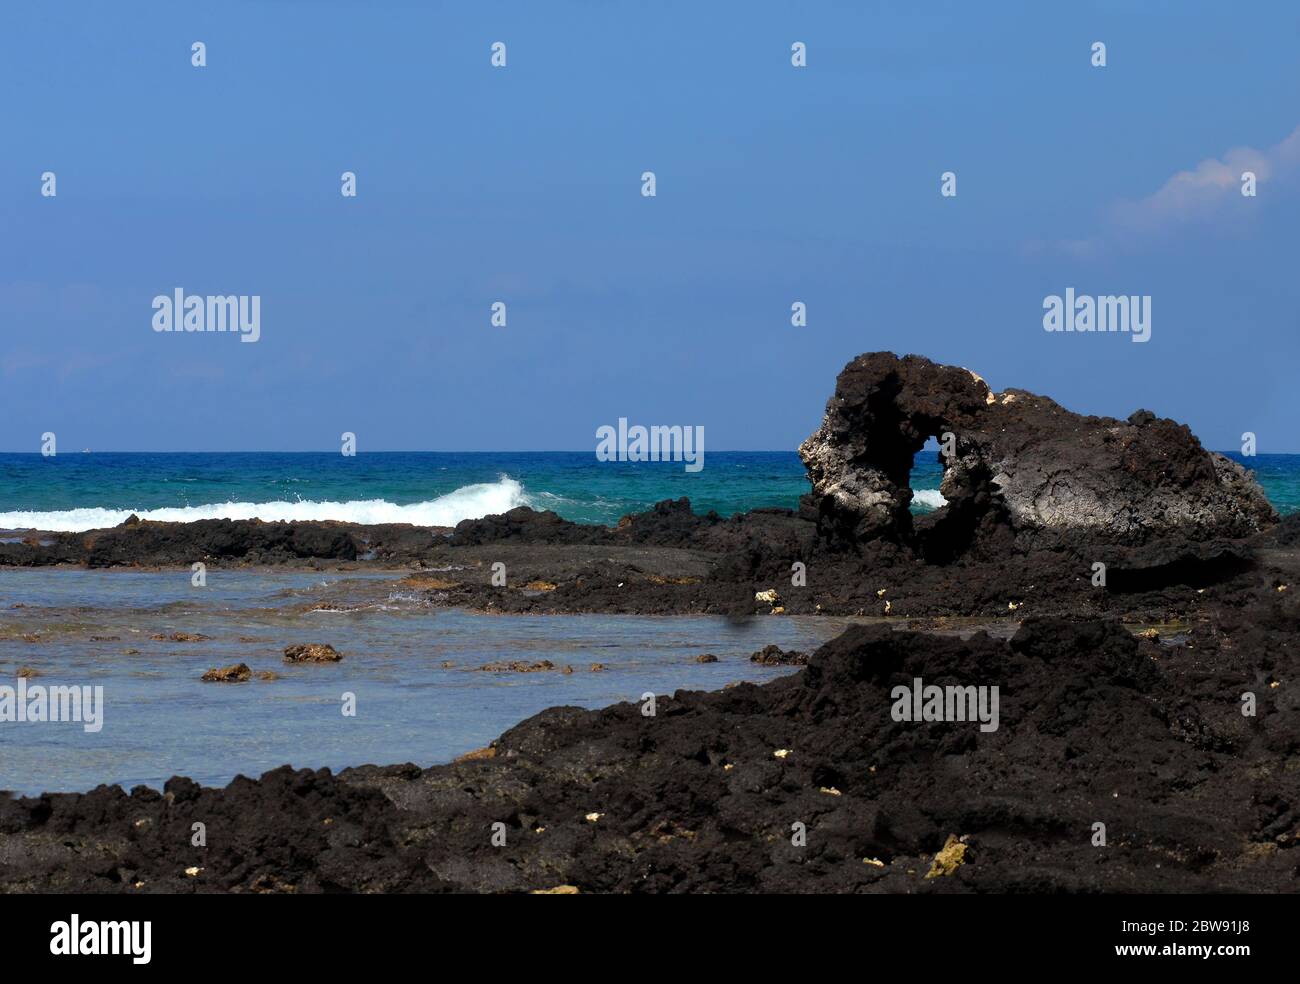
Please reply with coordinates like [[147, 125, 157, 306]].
[[0, 569, 859, 795]]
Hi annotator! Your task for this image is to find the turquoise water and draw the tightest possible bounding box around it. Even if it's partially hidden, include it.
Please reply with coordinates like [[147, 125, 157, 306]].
[[0, 569, 861, 794], [1, 450, 1295, 795], [0, 451, 1294, 532], [0, 452, 809, 530]]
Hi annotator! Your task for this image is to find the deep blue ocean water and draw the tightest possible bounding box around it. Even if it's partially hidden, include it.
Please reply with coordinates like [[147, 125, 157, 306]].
[[2, 451, 1295, 794], [0, 451, 1295, 532]]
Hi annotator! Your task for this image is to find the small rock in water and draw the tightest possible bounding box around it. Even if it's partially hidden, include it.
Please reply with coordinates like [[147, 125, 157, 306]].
[[477, 659, 556, 673], [283, 643, 342, 663], [750, 645, 808, 666], [201, 663, 252, 683]]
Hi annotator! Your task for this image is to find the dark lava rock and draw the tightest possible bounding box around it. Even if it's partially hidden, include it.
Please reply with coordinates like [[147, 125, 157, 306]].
[[0, 518, 388, 568], [451, 507, 606, 547], [800, 352, 1277, 548], [200, 663, 252, 683], [614, 496, 723, 547], [1104, 539, 1256, 593], [476, 660, 557, 673], [4, 615, 1297, 893], [749, 645, 808, 666], [1259, 511, 1300, 549], [0, 353, 1283, 629], [283, 644, 342, 664]]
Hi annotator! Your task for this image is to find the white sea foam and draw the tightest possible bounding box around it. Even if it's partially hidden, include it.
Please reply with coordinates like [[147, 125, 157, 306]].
[[912, 488, 948, 510], [0, 477, 530, 533]]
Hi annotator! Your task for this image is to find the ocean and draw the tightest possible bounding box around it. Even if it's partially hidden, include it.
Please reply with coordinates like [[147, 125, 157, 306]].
[[0, 450, 1296, 532], [2, 450, 1296, 795]]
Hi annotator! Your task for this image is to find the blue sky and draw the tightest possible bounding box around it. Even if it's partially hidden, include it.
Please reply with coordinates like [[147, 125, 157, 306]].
[[2, 1, 1298, 452]]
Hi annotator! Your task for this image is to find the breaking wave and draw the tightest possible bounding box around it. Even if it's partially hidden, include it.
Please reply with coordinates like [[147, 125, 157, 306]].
[[911, 488, 948, 510], [0, 477, 531, 533]]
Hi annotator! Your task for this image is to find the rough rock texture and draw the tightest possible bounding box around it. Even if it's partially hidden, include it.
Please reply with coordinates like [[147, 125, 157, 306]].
[[749, 645, 808, 666], [283, 644, 342, 664], [200, 663, 252, 683], [4, 603, 1298, 893], [476, 660, 558, 674], [799, 352, 1277, 548], [0, 518, 432, 568], [0, 352, 1295, 894]]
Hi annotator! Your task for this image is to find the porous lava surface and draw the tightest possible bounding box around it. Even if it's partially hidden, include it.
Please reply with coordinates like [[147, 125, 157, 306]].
[[3, 599, 1297, 893], [800, 352, 1276, 549], [1, 352, 1295, 894]]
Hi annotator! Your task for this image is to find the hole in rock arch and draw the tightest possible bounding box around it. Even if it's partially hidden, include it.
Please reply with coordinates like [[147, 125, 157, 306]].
[[908, 437, 949, 517], [908, 433, 1008, 565]]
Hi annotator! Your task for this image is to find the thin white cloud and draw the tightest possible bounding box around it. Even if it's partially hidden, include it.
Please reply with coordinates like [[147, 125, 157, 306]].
[[1111, 124, 1300, 232], [1030, 124, 1300, 255]]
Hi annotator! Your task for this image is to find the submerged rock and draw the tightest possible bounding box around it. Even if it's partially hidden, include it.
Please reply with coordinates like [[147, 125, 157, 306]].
[[476, 659, 557, 673], [799, 352, 1277, 549], [201, 663, 252, 683], [283, 644, 342, 664], [749, 645, 808, 666], [8, 609, 1298, 893]]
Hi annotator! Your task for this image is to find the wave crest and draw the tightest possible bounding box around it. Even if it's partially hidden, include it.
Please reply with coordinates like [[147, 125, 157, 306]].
[[911, 488, 948, 510], [0, 477, 530, 533]]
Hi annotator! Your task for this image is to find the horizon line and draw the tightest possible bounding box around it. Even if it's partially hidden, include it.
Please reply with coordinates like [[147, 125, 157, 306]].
[[1, 448, 1294, 457], [1, 448, 807, 455]]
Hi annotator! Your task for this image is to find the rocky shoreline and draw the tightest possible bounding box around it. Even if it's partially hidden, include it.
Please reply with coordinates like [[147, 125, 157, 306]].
[[2, 353, 1297, 893], [3, 602, 1297, 893]]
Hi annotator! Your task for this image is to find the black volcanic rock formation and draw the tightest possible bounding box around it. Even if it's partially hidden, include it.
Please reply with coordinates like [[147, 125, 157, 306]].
[[799, 352, 1277, 549], [0, 352, 1281, 624], [2, 353, 1299, 894], [5, 605, 1299, 893]]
